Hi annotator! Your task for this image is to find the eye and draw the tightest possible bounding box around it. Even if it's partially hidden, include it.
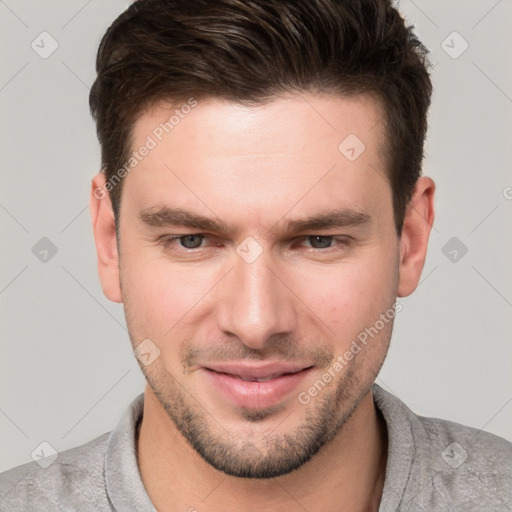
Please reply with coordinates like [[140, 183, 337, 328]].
[[160, 234, 208, 250], [303, 236, 336, 249], [292, 235, 353, 256], [177, 234, 205, 249]]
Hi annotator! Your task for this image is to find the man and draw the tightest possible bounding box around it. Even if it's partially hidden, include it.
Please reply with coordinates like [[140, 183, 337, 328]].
[[1, 0, 510, 510]]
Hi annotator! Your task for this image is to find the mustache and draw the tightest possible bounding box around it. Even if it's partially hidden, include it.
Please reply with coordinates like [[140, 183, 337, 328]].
[[180, 335, 334, 369]]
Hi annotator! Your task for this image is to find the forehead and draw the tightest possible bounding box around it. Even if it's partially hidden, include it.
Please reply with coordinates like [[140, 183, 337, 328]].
[[134, 92, 386, 157], [122, 93, 391, 230]]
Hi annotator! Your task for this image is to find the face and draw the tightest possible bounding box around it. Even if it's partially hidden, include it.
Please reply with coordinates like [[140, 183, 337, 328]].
[[92, 92, 431, 479]]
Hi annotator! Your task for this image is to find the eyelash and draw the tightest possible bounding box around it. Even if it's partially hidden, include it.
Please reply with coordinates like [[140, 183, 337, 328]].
[[158, 234, 351, 254]]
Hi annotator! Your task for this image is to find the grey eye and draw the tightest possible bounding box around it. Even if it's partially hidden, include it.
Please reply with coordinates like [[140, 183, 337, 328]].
[[307, 236, 333, 249], [179, 235, 204, 249]]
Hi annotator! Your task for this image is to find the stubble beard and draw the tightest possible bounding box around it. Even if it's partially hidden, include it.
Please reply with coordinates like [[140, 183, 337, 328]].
[[137, 345, 389, 479]]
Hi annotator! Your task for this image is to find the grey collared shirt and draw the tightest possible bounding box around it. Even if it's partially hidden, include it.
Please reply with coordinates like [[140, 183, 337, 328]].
[[1, 384, 511, 511]]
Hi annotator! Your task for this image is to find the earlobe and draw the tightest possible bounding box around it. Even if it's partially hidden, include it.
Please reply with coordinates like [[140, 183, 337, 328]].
[[397, 177, 435, 297], [89, 173, 123, 303]]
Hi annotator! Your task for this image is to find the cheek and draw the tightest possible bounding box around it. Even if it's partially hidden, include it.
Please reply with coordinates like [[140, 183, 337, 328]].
[[120, 252, 219, 335], [290, 253, 398, 341]]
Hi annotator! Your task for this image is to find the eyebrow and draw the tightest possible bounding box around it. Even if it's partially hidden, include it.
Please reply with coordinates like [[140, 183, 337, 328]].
[[139, 206, 371, 235]]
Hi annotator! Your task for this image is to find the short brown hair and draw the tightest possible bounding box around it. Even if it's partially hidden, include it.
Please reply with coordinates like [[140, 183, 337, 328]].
[[89, 0, 432, 235]]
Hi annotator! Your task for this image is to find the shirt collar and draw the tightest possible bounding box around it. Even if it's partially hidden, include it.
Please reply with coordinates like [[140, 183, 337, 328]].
[[373, 383, 422, 511], [105, 392, 156, 512]]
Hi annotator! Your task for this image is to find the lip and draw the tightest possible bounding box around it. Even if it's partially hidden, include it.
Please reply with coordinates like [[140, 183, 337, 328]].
[[201, 362, 314, 410]]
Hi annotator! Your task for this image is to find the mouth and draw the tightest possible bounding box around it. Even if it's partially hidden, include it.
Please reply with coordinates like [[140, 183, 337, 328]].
[[200, 362, 314, 410], [232, 373, 294, 382]]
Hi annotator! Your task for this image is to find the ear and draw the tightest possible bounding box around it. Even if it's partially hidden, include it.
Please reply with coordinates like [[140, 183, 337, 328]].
[[89, 173, 122, 303], [397, 176, 436, 297]]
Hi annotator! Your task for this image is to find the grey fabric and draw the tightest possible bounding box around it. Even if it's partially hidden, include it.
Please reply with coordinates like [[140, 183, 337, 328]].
[[1, 384, 511, 511], [373, 387, 512, 511]]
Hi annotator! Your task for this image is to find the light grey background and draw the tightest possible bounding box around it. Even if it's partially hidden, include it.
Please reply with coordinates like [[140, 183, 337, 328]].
[[1, 0, 511, 473]]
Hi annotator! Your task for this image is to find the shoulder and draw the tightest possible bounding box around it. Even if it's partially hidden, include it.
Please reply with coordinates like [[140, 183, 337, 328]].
[[0, 432, 111, 511], [373, 384, 512, 511], [415, 414, 512, 510], [418, 413, 512, 481], [419, 413, 512, 468]]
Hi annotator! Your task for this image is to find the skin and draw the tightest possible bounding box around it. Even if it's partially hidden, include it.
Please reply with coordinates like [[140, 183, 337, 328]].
[[90, 92, 435, 511]]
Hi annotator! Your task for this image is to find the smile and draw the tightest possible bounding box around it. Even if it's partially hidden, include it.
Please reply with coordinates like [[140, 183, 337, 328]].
[[201, 363, 314, 410]]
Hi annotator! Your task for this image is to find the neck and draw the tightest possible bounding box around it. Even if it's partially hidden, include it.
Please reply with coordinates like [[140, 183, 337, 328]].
[[137, 384, 387, 512]]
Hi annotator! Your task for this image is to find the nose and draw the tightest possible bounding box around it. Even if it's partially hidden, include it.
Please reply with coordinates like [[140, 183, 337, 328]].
[[215, 249, 297, 350]]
